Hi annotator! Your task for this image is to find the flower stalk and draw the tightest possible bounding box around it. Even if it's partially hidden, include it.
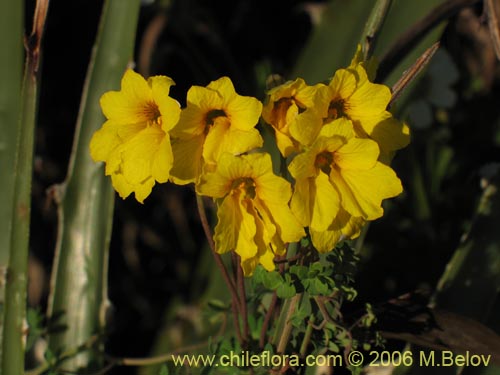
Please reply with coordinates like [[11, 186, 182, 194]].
[[46, 0, 140, 370], [0, 0, 23, 366], [1, 1, 49, 374]]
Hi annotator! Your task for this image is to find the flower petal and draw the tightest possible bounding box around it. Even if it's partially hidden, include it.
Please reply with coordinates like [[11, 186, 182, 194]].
[[227, 94, 263, 131], [337, 162, 402, 220], [203, 117, 263, 164], [334, 138, 379, 170], [289, 109, 323, 146], [214, 193, 242, 254], [152, 134, 174, 183], [100, 69, 153, 123], [234, 198, 258, 261], [347, 65, 391, 119], [291, 178, 313, 227], [170, 134, 205, 185], [370, 116, 411, 154], [119, 125, 166, 184], [288, 149, 317, 179], [310, 171, 340, 232], [150, 75, 181, 132]]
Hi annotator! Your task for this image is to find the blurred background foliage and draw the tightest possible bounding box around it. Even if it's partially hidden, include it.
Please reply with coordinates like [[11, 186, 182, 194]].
[[19, 0, 500, 373]]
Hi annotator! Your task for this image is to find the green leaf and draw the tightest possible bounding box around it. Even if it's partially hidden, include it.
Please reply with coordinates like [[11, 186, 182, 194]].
[[304, 277, 330, 296], [261, 270, 284, 290], [373, 0, 448, 87], [26, 308, 44, 352], [289, 265, 308, 280], [276, 281, 296, 299], [158, 364, 170, 375], [292, 0, 376, 83]]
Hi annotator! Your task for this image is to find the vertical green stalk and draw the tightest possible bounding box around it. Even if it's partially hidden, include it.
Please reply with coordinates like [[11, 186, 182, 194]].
[[359, 0, 392, 60], [46, 0, 140, 371], [1, 1, 49, 374], [0, 0, 23, 367]]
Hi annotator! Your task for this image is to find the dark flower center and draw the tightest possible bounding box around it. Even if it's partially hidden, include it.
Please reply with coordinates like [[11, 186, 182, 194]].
[[315, 151, 334, 175], [145, 102, 161, 125], [231, 177, 256, 199], [327, 99, 346, 121], [206, 109, 227, 126]]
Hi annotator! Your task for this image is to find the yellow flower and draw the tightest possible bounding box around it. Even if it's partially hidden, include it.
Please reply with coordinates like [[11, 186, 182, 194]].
[[90, 69, 181, 203], [322, 63, 410, 161], [170, 77, 263, 185], [197, 153, 305, 275], [262, 78, 329, 157], [289, 118, 402, 252]]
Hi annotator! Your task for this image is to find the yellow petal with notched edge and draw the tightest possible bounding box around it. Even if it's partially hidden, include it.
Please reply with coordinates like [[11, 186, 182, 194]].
[[334, 138, 379, 170], [134, 176, 156, 203], [310, 208, 364, 253], [110, 173, 155, 204], [100, 70, 153, 123], [346, 65, 391, 119], [227, 94, 263, 131], [205, 76, 262, 131], [150, 75, 180, 132], [310, 228, 342, 254], [110, 173, 134, 200], [338, 162, 402, 220], [247, 152, 273, 178], [170, 134, 205, 185], [89, 121, 122, 162], [207, 76, 236, 100], [310, 171, 340, 232], [258, 249, 276, 272], [265, 201, 305, 243], [370, 116, 411, 155], [328, 68, 357, 101], [172, 86, 224, 137]]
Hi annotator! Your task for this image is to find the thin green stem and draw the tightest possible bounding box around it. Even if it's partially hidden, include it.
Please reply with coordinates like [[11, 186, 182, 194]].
[[26, 336, 99, 375], [236, 256, 250, 347], [276, 293, 302, 354], [299, 314, 315, 357], [1, 2, 49, 374], [195, 194, 244, 344], [359, 0, 393, 60], [259, 292, 278, 349]]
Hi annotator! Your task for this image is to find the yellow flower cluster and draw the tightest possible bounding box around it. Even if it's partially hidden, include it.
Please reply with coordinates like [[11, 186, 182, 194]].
[[263, 60, 409, 253], [90, 58, 409, 275]]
